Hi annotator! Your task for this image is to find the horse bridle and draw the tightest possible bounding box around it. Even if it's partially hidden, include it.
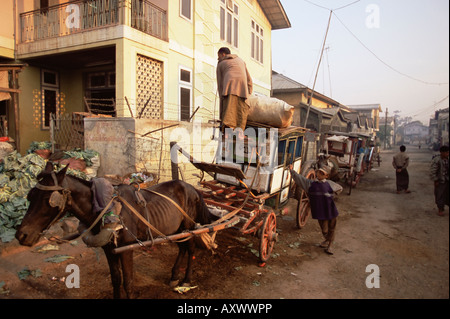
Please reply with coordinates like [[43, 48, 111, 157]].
[[35, 171, 72, 233]]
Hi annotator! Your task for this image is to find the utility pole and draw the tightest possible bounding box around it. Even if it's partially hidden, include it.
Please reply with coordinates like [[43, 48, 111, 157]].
[[303, 10, 333, 128], [384, 107, 388, 149], [393, 116, 396, 146]]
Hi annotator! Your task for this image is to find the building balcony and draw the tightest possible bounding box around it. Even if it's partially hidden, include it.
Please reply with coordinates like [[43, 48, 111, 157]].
[[19, 0, 168, 45]]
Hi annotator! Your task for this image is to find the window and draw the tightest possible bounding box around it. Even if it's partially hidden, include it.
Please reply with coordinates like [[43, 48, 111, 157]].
[[251, 20, 264, 63], [180, 0, 192, 21], [179, 67, 192, 122], [41, 69, 59, 130], [40, 0, 49, 13], [295, 136, 303, 158], [85, 71, 116, 116], [220, 0, 239, 48]]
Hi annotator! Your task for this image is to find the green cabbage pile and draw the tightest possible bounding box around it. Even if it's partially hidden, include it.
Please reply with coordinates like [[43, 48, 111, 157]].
[[0, 145, 99, 243], [0, 151, 46, 242]]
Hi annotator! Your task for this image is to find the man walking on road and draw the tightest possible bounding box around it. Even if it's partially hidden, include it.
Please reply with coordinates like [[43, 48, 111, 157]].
[[392, 145, 411, 194], [430, 145, 449, 216]]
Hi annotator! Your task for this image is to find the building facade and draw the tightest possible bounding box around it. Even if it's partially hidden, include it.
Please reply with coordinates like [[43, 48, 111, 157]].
[[1, 0, 290, 153], [403, 121, 429, 145], [429, 108, 449, 149], [271, 71, 350, 133], [346, 104, 382, 132]]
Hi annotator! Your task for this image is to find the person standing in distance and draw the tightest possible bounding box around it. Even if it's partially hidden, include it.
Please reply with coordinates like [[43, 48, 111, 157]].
[[216, 47, 253, 135], [430, 145, 449, 216], [392, 145, 411, 194]]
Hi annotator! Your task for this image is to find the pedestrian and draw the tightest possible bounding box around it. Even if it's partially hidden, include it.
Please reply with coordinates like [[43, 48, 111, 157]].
[[216, 47, 253, 135], [430, 145, 449, 216], [289, 164, 342, 255], [392, 145, 411, 194]]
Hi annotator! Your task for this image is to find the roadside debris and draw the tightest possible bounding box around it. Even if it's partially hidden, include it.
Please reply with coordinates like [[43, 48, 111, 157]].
[[34, 244, 60, 254], [0, 281, 10, 295], [17, 267, 42, 280], [44, 255, 74, 263], [173, 285, 198, 294]]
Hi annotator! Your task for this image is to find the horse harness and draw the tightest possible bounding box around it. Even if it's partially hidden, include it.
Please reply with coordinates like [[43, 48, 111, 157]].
[[35, 174, 198, 247], [117, 185, 198, 247], [36, 171, 117, 243], [35, 171, 73, 236]]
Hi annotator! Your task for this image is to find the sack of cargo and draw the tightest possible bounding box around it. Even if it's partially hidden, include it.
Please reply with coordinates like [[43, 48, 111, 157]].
[[247, 95, 294, 128]]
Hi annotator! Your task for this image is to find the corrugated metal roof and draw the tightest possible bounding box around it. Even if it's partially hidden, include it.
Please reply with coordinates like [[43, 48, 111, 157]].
[[257, 0, 291, 30], [347, 104, 383, 112], [272, 71, 307, 90]]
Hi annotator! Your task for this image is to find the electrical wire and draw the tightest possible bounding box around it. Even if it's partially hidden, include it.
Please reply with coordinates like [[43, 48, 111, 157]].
[[401, 95, 449, 118], [304, 0, 361, 12], [304, 0, 448, 86], [332, 12, 449, 86]]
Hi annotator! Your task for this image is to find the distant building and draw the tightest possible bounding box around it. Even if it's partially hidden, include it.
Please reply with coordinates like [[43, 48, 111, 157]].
[[403, 121, 429, 145], [271, 71, 350, 133], [346, 104, 383, 132], [429, 108, 449, 149]]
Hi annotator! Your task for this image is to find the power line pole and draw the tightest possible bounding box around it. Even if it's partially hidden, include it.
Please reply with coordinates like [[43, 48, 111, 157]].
[[303, 10, 333, 128], [384, 107, 388, 149]]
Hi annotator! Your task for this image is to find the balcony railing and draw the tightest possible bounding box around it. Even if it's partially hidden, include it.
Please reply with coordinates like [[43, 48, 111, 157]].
[[20, 0, 167, 44], [131, 0, 167, 41]]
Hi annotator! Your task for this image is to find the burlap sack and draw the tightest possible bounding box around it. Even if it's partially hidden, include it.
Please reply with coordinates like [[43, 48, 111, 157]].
[[247, 95, 294, 128]]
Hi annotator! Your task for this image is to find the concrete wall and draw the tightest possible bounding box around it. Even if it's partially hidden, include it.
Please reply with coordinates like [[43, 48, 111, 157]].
[[0, 0, 14, 59], [84, 117, 218, 184]]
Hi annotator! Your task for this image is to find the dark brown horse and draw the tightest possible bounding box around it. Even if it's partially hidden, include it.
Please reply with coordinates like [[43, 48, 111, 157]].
[[15, 162, 212, 298]]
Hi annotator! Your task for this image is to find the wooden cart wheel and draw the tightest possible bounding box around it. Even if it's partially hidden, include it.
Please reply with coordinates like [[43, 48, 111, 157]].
[[296, 168, 316, 229], [259, 211, 277, 263]]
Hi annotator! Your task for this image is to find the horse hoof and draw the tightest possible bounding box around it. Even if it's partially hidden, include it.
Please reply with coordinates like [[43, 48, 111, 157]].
[[169, 280, 179, 288], [181, 282, 191, 288]]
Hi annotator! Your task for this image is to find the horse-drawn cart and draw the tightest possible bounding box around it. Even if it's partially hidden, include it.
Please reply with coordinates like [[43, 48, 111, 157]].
[[170, 123, 312, 263]]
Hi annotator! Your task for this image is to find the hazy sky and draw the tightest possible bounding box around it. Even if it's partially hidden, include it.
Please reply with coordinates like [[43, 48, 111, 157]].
[[272, 0, 449, 125]]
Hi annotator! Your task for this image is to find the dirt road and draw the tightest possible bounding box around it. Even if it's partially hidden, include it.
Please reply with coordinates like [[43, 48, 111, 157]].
[[0, 145, 448, 299]]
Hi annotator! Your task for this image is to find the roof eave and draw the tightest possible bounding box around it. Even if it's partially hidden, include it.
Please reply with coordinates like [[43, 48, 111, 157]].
[[257, 0, 291, 30]]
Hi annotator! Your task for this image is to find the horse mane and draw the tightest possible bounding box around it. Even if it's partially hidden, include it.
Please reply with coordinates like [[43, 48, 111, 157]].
[[65, 173, 93, 187], [36, 168, 93, 187]]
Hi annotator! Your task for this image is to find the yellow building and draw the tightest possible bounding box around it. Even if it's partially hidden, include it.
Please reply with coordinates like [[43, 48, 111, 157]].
[[0, 0, 290, 153]]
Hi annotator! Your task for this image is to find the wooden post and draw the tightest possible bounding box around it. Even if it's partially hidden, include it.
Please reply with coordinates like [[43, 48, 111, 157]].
[[12, 70, 20, 151], [50, 113, 55, 153], [125, 96, 134, 118], [170, 141, 179, 180]]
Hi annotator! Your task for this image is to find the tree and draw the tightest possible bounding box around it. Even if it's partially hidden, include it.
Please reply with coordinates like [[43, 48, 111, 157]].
[[377, 124, 393, 148]]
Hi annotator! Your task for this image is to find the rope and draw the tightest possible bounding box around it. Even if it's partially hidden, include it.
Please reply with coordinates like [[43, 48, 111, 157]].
[[117, 195, 167, 238], [142, 189, 196, 225]]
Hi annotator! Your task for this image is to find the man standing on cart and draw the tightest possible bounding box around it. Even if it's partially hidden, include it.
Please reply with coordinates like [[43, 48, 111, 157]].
[[216, 47, 253, 135]]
